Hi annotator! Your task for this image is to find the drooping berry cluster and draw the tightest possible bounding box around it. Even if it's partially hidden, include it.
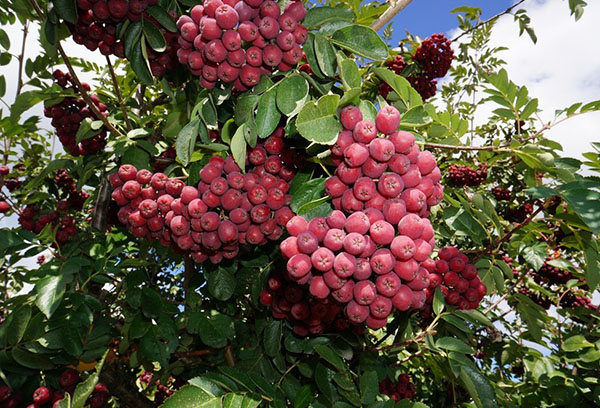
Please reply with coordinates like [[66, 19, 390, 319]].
[[448, 163, 488, 187], [534, 261, 574, 286], [561, 292, 598, 312], [69, 0, 179, 77], [112, 131, 299, 264], [379, 374, 416, 402], [18, 204, 79, 246], [492, 187, 511, 201], [176, 0, 307, 90], [505, 202, 533, 223], [44, 70, 108, 156], [266, 105, 445, 333], [0, 369, 111, 408], [425, 247, 487, 310]]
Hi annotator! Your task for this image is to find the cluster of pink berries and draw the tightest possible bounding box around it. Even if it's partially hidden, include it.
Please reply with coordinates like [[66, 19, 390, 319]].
[[44, 70, 108, 156], [448, 163, 488, 187], [379, 374, 416, 402], [69, 0, 179, 77], [0, 369, 109, 408], [111, 131, 299, 263], [263, 105, 445, 333], [18, 204, 79, 246], [176, 0, 307, 90], [425, 247, 486, 310]]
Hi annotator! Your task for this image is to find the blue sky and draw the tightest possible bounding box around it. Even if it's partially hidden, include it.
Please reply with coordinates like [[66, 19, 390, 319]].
[[388, 0, 514, 40]]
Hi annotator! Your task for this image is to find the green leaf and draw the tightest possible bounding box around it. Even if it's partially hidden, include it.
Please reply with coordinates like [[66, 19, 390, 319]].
[[432, 288, 445, 315], [562, 335, 594, 352], [584, 244, 599, 291], [193, 313, 235, 349], [141, 288, 163, 318], [130, 39, 153, 84], [188, 377, 223, 397], [223, 393, 261, 408], [146, 5, 178, 32], [372, 67, 423, 108], [162, 385, 219, 407], [35, 275, 67, 318], [75, 118, 103, 143], [436, 337, 474, 354], [314, 344, 348, 373], [52, 0, 78, 24], [276, 75, 309, 116], [331, 24, 388, 61], [294, 385, 313, 408], [314, 34, 337, 77], [459, 365, 498, 408], [337, 53, 361, 90], [256, 89, 280, 138], [176, 118, 200, 167], [234, 94, 259, 125], [289, 178, 326, 213], [6, 305, 31, 346], [304, 33, 325, 79], [207, 265, 236, 301], [521, 242, 547, 271], [143, 20, 167, 52], [263, 320, 282, 357], [302, 7, 355, 30], [122, 146, 150, 170], [71, 349, 109, 408], [296, 94, 342, 145], [12, 347, 55, 370], [231, 124, 248, 172], [561, 188, 600, 233], [124, 21, 143, 59], [359, 370, 378, 404], [60, 323, 83, 357]]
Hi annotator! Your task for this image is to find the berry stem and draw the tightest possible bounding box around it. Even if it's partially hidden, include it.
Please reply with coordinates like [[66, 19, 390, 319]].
[[422, 142, 513, 152], [28, 0, 123, 138], [371, 0, 414, 32], [106, 56, 132, 132]]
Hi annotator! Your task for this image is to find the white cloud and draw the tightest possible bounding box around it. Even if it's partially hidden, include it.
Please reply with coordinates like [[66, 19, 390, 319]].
[[449, 0, 600, 161]]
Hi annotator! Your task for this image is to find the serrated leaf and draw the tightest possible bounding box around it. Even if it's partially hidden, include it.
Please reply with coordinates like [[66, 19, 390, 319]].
[[331, 24, 388, 61], [562, 335, 593, 352], [296, 94, 342, 145], [276, 75, 309, 116], [207, 265, 236, 301], [263, 320, 282, 357], [359, 370, 378, 404]]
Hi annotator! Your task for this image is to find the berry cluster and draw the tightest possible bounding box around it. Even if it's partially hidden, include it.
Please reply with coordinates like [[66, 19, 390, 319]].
[[265, 105, 445, 333], [448, 163, 488, 187], [70, 0, 179, 77], [18, 204, 79, 246], [176, 0, 307, 90], [379, 374, 416, 402], [0, 165, 10, 213], [379, 34, 454, 100], [112, 131, 299, 263], [426, 247, 487, 310], [561, 292, 598, 312], [534, 261, 574, 286], [517, 288, 552, 310], [44, 70, 108, 156], [139, 371, 182, 405], [0, 369, 110, 408], [505, 202, 533, 223], [151, 146, 177, 172], [492, 187, 511, 201]]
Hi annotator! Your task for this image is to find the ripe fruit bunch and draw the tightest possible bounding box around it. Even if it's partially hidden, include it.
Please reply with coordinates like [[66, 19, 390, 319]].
[[379, 374, 416, 402], [18, 204, 79, 246], [260, 270, 362, 336], [492, 187, 511, 201], [176, 0, 307, 91], [44, 70, 108, 156], [327, 104, 443, 217], [265, 104, 445, 333], [506, 202, 533, 223], [448, 163, 488, 187], [379, 56, 439, 101], [55, 169, 92, 211], [560, 292, 598, 312], [139, 371, 182, 405], [70, 0, 179, 77], [111, 131, 299, 263], [0, 165, 10, 213], [426, 247, 487, 310], [534, 261, 574, 286]]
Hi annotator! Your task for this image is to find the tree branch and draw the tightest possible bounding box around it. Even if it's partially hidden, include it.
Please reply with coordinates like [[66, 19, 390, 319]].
[[106, 56, 132, 131], [91, 174, 112, 232], [99, 364, 155, 408], [422, 142, 513, 152], [371, 0, 414, 32], [452, 0, 526, 42]]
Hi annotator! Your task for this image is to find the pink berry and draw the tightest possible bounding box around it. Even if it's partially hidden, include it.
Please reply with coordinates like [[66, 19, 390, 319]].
[[375, 106, 401, 134], [340, 105, 363, 130]]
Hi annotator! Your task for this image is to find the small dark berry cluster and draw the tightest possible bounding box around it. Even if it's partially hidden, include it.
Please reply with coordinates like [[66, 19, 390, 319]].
[[561, 292, 598, 312], [379, 374, 416, 402], [112, 130, 299, 263], [534, 261, 574, 286], [379, 55, 439, 100], [176, 0, 307, 91], [518, 288, 552, 310], [44, 70, 108, 156], [0, 165, 11, 213], [492, 187, 511, 201], [151, 146, 177, 172], [505, 202, 533, 223], [3, 177, 21, 192], [18, 204, 79, 246], [0, 369, 110, 408], [264, 105, 445, 334], [413, 33, 454, 79], [55, 169, 92, 211], [138, 371, 182, 405], [425, 247, 487, 310], [70, 0, 179, 77], [448, 163, 488, 187]]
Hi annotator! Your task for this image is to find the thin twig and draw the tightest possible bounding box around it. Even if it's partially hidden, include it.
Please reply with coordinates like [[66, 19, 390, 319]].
[[422, 142, 513, 152], [106, 56, 132, 131], [371, 0, 414, 32], [174, 349, 219, 359], [452, 0, 526, 42], [28, 0, 122, 137]]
